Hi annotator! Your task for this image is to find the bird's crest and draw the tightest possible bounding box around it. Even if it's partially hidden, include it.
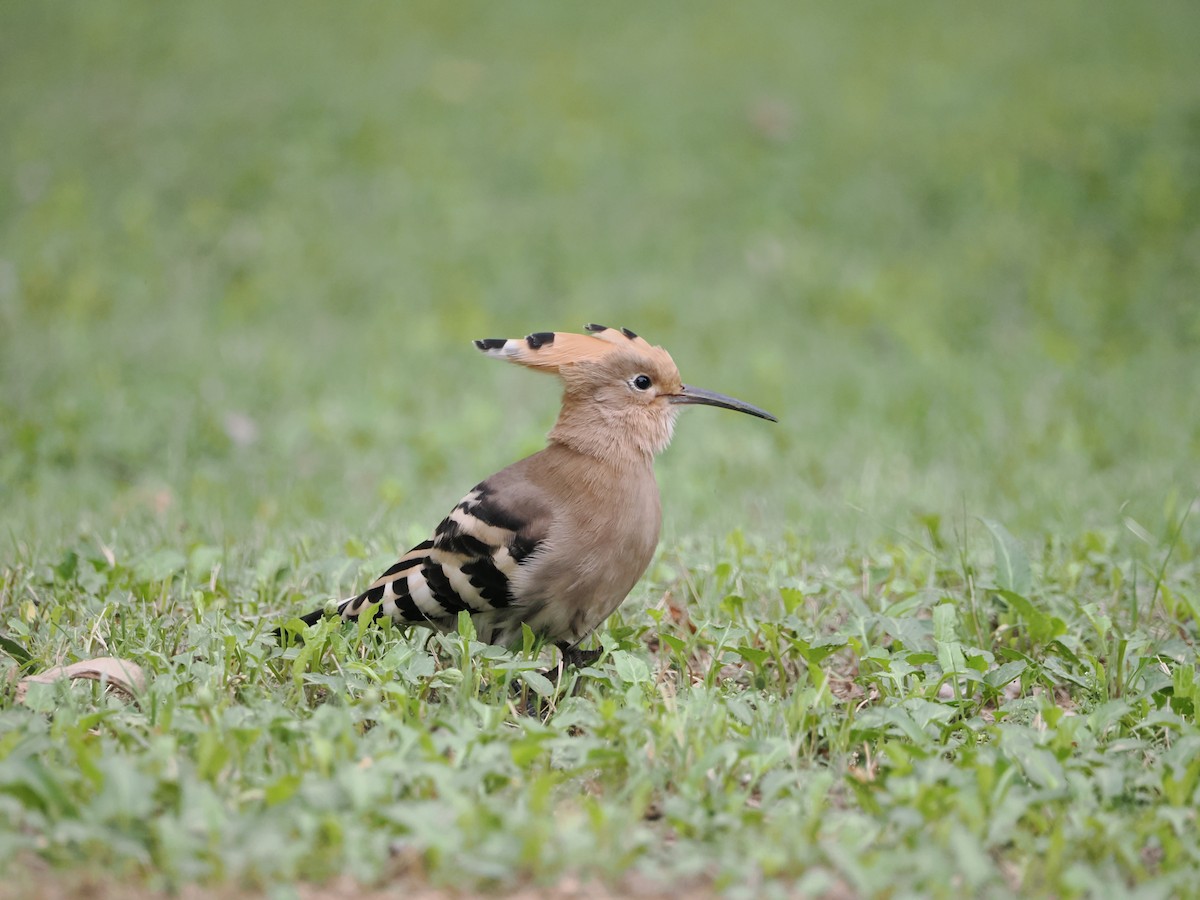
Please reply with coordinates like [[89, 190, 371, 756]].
[[474, 324, 666, 373]]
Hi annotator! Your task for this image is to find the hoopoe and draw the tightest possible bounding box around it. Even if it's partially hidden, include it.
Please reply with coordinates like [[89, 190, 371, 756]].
[[292, 324, 775, 662]]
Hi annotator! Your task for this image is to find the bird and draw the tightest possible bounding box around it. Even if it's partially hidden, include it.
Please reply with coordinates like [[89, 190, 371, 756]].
[[289, 324, 775, 663]]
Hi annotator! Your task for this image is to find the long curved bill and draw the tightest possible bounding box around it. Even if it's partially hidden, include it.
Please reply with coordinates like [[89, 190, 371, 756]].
[[668, 385, 777, 422]]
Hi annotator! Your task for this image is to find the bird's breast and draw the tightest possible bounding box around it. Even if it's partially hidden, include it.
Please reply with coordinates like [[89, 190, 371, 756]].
[[510, 462, 662, 644]]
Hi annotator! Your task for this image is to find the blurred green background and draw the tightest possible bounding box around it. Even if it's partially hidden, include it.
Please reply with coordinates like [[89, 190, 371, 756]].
[[2, 1, 1198, 559]]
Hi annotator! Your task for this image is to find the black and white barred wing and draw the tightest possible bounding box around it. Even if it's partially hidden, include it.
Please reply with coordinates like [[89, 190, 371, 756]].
[[337, 481, 547, 632]]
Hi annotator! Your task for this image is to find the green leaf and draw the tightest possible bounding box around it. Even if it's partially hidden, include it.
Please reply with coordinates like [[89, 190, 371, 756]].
[[780, 587, 805, 614], [980, 518, 1031, 596], [510, 735, 549, 767], [659, 633, 687, 654], [735, 645, 771, 667], [984, 660, 1027, 689], [133, 549, 186, 584], [54, 549, 79, 582], [456, 610, 476, 640], [519, 669, 555, 697], [187, 544, 224, 578], [265, 773, 303, 806], [1000, 590, 1065, 645], [788, 634, 847, 664], [0, 633, 33, 667], [612, 651, 650, 684], [933, 603, 967, 675]]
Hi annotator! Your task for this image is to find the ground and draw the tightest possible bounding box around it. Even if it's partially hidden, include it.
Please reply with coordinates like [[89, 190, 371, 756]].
[[1, 2, 1198, 897]]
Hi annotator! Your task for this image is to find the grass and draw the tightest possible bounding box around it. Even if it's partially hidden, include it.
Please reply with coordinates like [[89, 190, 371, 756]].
[[2, 1, 1199, 896]]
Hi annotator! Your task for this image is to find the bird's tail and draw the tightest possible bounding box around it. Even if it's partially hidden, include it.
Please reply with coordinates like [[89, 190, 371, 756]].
[[275, 597, 352, 641], [296, 605, 332, 628]]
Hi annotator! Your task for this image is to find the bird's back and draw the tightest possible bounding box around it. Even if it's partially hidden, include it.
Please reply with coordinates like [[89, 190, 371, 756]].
[[330, 442, 661, 648]]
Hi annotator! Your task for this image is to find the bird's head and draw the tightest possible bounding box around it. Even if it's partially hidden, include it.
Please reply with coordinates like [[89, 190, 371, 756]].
[[475, 324, 776, 464]]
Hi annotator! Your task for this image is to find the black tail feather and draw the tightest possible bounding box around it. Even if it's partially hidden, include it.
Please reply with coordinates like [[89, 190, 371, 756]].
[[298, 606, 328, 628], [273, 605, 335, 642]]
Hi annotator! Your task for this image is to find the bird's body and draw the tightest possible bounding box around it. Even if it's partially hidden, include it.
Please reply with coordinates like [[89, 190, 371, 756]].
[[295, 325, 774, 652]]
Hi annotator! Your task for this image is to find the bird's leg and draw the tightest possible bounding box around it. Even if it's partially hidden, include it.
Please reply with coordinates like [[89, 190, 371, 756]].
[[534, 641, 603, 688], [513, 640, 604, 718], [519, 641, 604, 695], [556, 641, 603, 670]]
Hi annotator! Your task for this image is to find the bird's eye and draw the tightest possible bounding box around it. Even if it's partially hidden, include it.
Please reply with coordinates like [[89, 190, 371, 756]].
[[632, 374, 653, 391]]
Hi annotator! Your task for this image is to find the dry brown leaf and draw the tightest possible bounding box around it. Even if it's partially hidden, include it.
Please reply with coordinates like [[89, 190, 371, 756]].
[[14, 657, 146, 704]]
